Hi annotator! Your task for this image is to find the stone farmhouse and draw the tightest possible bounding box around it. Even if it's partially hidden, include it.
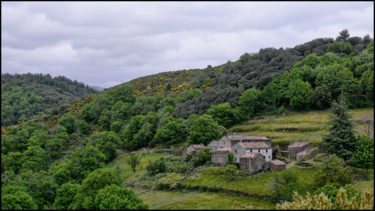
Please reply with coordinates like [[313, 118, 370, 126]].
[[239, 152, 265, 173], [182, 144, 205, 161], [287, 142, 318, 161], [269, 159, 287, 171], [211, 148, 231, 166], [232, 142, 273, 162]]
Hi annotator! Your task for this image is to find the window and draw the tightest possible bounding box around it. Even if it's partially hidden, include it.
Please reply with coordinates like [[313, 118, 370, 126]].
[[266, 149, 268, 153], [235, 150, 237, 153]]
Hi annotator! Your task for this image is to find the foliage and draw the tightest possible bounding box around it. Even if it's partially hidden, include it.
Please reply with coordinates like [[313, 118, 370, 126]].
[[154, 118, 187, 144], [69, 168, 121, 210], [227, 152, 235, 165], [146, 158, 166, 176], [187, 114, 222, 145], [185, 148, 212, 167], [315, 154, 352, 188], [206, 103, 235, 128], [268, 169, 299, 201], [349, 135, 374, 171], [127, 153, 140, 172], [1, 73, 97, 126], [94, 184, 148, 210], [1, 185, 38, 210], [53, 182, 80, 210], [322, 99, 357, 160], [238, 89, 261, 120], [276, 188, 374, 210]]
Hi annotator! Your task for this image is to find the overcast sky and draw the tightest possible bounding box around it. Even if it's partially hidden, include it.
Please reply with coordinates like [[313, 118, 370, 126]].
[[2, 2, 374, 88]]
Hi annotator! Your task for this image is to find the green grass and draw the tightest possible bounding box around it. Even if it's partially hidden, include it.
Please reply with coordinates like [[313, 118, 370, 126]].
[[230, 108, 374, 145], [352, 180, 374, 194], [181, 165, 318, 198], [133, 189, 276, 210]]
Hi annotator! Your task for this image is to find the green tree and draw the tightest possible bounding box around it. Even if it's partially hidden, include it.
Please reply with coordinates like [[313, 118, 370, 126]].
[[336, 29, 350, 42], [53, 182, 80, 210], [268, 170, 299, 201], [321, 98, 357, 160], [69, 168, 121, 210], [127, 153, 140, 172], [58, 112, 78, 134], [311, 85, 332, 109], [206, 103, 235, 127], [349, 135, 374, 173], [187, 114, 222, 145], [227, 152, 235, 165], [94, 184, 148, 210], [238, 89, 261, 119], [315, 154, 352, 188], [154, 118, 186, 144], [1, 185, 38, 210], [287, 79, 313, 110], [146, 158, 166, 176]]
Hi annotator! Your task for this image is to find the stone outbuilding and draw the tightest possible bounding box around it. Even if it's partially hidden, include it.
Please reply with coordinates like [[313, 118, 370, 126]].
[[182, 144, 205, 161], [296, 147, 318, 161], [217, 134, 271, 149], [232, 142, 273, 163], [239, 152, 266, 174], [211, 148, 231, 166], [269, 159, 286, 171], [288, 142, 311, 160], [207, 140, 220, 152]]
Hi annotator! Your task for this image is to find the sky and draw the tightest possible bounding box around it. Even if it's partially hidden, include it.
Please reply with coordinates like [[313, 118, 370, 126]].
[[2, 2, 374, 88]]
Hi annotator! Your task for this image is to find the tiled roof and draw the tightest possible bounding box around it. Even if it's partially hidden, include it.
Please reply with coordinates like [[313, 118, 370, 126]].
[[270, 159, 286, 165], [243, 136, 270, 141], [240, 152, 257, 158], [217, 148, 231, 152], [288, 142, 310, 148], [237, 142, 270, 149]]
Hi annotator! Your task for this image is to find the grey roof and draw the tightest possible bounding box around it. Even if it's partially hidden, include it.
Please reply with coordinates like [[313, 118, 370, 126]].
[[237, 142, 270, 149], [243, 136, 270, 141], [207, 141, 219, 147], [240, 152, 257, 158], [288, 142, 310, 148]]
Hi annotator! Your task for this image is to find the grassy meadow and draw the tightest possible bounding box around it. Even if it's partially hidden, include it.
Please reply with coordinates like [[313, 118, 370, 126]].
[[230, 108, 374, 145], [106, 108, 374, 210]]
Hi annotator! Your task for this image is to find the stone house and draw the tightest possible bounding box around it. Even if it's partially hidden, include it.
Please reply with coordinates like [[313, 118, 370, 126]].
[[288, 142, 311, 160], [207, 140, 219, 152], [232, 142, 273, 163], [269, 159, 286, 171], [296, 147, 318, 161], [211, 148, 231, 166], [239, 152, 266, 174], [182, 144, 205, 161], [217, 134, 271, 149]]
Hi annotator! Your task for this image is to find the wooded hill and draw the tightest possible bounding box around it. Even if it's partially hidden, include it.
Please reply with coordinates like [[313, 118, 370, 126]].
[[1, 30, 373, 210], [1, 73, 97, 126]]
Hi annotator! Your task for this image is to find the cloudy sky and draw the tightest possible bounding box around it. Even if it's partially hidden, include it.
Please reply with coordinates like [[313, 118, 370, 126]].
[[2, 2, 374, 88]]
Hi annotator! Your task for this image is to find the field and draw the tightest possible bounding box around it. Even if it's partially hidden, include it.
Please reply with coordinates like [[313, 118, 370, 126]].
[[133, 189, 276, 210], [106, 108, 374, 210], [230, 108, 374, 145]]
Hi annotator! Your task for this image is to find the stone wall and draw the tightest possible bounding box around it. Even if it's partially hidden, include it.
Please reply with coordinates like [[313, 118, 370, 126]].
[[211, 151, 229, 166], [239, 155, 265, 174], [288, 143, 311, 160], [296, 147, 318, 161], [269, 162, 286, 172]]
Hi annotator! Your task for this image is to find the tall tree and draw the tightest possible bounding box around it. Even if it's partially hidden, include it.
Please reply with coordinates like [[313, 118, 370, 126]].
[[321, 96, 357, 160], [336, 29, 350, 42], [349, 135, 374, 174], [187, 114, 222, 145]]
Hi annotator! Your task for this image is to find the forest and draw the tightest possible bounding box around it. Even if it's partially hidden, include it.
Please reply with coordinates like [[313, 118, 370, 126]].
[[1, 30, 374, 210], [1, 73, 98, 126]]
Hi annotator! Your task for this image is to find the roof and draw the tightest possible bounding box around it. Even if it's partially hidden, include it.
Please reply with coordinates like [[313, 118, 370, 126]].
[[288, 142, 310, 148], [217, 148, 231, 152], [243, 136, 270, 141], [270, 159, 286, 165], [190, 144, 205, 149], [240, 152, 257, 158], [237, 142, 270, 149], [207, 141, 219, 147], [219, 135, 245, 141]]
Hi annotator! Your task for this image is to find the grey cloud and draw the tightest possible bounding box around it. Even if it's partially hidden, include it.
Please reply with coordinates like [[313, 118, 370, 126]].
[[1, 2, 373, 88]]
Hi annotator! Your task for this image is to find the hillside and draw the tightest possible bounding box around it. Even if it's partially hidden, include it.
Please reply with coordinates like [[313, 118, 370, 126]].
[[1, 73, 97, 126], [1, 31, 374, 210]]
